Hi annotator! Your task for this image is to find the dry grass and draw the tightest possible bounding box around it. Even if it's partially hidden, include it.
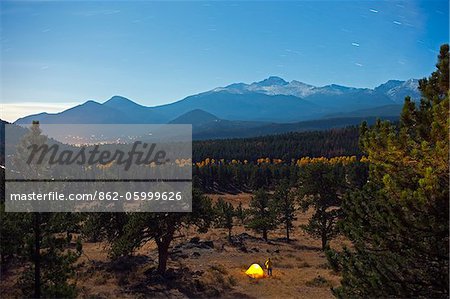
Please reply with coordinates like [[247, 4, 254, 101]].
[[1, 192, 343, 299]]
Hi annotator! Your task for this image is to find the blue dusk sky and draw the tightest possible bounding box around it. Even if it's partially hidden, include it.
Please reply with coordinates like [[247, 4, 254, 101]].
[[0, 0, 448, 121]]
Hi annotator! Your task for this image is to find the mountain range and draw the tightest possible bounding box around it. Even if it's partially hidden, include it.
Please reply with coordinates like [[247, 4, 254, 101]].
[[14, 76, 420, 139]]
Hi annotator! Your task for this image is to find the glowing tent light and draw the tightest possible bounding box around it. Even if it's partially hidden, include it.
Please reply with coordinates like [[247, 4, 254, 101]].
[[245, 263, 264, 279]]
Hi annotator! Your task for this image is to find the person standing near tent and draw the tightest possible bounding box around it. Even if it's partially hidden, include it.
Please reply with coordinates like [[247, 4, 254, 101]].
[[265, 258, 273, 276]]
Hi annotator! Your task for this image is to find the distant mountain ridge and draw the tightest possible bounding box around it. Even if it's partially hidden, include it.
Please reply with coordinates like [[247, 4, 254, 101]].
[[14, 76, 419, 138], [213, 76, 419, 103]]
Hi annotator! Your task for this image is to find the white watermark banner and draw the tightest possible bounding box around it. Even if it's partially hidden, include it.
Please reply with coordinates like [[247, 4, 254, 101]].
[[5, 124, 192, 212]]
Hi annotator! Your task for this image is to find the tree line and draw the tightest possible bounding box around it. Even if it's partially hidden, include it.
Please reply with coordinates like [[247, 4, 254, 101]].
[[193, 155, 363, 193], [192, 127, 360, 162]]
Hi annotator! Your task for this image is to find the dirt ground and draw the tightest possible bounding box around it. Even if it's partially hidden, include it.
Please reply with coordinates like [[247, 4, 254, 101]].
[[1, 193, 343, 299]]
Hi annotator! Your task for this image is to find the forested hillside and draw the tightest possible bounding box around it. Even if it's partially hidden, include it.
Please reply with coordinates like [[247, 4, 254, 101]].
[[192, 126, 360, 162]]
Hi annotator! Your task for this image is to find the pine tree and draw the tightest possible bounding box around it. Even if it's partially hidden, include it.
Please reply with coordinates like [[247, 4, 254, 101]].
[[332, 44, 449, 298], [214, 197, 235, 241], [19, 213, 82, 298], [273, 180, 297, 242], [249, 168, 265, 190], [235, 201, 247, 225], [82, 212, 129, 243], [110, 189, 213, 274], [6, 122, 82, 298], [298, 162, 345, 250], [246, 189, 277, 241]]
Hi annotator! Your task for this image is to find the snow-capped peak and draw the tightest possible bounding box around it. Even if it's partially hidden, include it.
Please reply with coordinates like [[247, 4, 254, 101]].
[[210, 76, 420, 101]]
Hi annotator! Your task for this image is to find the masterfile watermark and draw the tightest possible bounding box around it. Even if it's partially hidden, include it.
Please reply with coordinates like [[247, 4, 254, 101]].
[[5, 124, 192, 212], [26, 141, 169, 171]]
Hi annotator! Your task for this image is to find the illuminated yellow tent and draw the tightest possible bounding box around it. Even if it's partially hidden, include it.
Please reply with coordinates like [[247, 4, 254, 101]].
[[245, 263, 264, 278]]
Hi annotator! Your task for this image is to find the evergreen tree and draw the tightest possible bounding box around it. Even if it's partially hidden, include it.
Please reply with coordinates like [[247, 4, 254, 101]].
[[298, 162, 345, 250], [110, 189, 213, 274], [214, 197, 235, 241], [345, 161, 369, 190], [82, 212, 129, 243], [0, 204, 29, 266], [249, 167, 265, 190], [273, 180, 297, 242], [5, 122, 82, 298], [235, 201, 247, 225], [332, 44, 449, 298], [246, 189, 277, 241], [19, 213, 82, 298]]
